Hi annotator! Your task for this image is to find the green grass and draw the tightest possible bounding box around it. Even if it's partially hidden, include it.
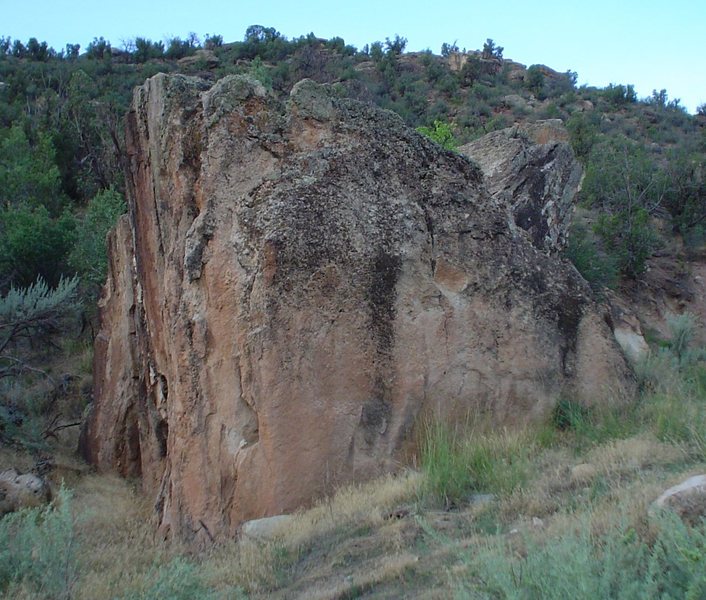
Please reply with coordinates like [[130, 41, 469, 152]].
[[419, 419, 534, 509]]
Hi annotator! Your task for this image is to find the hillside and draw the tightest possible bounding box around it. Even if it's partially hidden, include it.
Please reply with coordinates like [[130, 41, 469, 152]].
[[1, 26, 706, 599]]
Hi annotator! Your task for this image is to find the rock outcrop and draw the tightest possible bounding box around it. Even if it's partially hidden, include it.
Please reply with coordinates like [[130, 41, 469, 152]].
[[83, 74, 631, 542], [459, 120, 582, 253]]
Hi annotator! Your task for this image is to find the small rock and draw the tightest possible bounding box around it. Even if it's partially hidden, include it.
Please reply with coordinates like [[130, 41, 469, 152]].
[[469, 493, 496, 506], [652, 475, 706, 524], [240, 514, 294, 541], [532, 517, 545, 528], [0, 468, 52, 517]]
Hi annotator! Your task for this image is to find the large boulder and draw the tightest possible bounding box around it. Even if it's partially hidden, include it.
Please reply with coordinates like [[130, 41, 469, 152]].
[[459, 120, 582, 254], [82, 75, 631, 542]]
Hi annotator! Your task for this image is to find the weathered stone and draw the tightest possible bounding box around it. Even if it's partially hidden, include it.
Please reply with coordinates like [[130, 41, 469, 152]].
[[241, 514, 295, 541], [0, 468, 52, 516], [608, 294, 650, 362], [83, 75, 632, 542], [652, 475, 706, 524], [459, 121, 582, 254]]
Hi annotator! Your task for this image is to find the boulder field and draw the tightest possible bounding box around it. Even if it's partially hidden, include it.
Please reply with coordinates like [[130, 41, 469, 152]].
[[81, 74, 632, 542]]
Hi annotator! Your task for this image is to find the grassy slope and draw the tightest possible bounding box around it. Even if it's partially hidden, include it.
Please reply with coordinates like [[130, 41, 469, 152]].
[[2, 337, 706, 598]]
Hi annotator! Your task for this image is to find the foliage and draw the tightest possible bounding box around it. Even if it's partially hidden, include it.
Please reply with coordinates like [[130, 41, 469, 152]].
[[0, 487, 79, 599], [667, 311, 696, 364], [593, 209, 660, 278], [0, 276, 79, 362], [69, 188, 126, 296], [119, 558, 217, 600], [602, 83, 637, 107], [0, 276, 80, 448], [0, 205, 76, 288], [165, 33, 199, 60], [416, 119, 458, 151], [662, 149, 706, 233], [86, 37, 111, 59], [481, 38, 503, 60], [0, 126, 65, 215], [525, 65, 545, 97], [582, 137, 664, 277], [132, 38, 164, 63], [567, 112, 598, 163], [457, 512, 706, 599], [419, 419, 532, 508], [564, 224, 619, 290]]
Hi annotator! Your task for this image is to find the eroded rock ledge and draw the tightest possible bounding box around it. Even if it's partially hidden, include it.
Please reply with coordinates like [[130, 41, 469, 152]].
[[82, 74, 631, 542]]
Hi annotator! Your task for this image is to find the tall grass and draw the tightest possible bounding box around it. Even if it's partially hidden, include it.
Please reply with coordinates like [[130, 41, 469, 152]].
[[419, 419, 534, 508]]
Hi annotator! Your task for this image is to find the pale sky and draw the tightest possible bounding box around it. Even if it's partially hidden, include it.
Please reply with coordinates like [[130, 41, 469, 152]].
[[3, 0, 705, 112]]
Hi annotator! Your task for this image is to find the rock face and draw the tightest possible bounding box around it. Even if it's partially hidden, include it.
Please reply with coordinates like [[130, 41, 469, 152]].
[[0, 468, 52, 516], [83, 74, 631, 542], [459, 120, 582, 254]]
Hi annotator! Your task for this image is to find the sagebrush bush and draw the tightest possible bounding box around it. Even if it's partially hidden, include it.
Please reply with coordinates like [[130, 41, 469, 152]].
[[0, 487, 78, 600], [118, 558, 219, 600], [455, 512, 706, 599], [563, 224, 618, 290]]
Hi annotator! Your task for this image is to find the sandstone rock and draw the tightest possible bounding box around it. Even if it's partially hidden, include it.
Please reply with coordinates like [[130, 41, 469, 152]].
[[84, 74, 632, 542], [608, 295, 649, 362], [652, 475, 706, 524], [0, 468, 52, 516], [241, 514, 295, 541], [459, 121, 582, 254]]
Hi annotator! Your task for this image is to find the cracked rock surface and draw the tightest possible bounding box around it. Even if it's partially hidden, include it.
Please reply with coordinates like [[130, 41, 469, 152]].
[[82, 75, 631, 542]]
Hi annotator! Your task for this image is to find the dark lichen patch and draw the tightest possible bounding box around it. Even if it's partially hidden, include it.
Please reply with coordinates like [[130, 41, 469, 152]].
[[368, 250, 401, 353], [556, 292, 584, 374], [359, 394, 391, 445]]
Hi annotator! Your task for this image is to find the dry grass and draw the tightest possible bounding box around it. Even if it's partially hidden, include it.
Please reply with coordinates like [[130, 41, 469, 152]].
[[203, 471, 421, 595], [71, 475, 168, 599]]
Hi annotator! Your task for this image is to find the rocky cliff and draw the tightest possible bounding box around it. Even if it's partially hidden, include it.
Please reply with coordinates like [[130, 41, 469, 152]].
[[82, 74, 632, 543]]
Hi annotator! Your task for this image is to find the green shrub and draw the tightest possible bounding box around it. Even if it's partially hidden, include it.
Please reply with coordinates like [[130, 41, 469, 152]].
[[0, 487, 78, 599], [567, 113, 598, 163], [564, 224, 619, 290], [593, 210, 660, 278], [419, 419, 468, 508], [581, 136, 665, 278], [456, 512, 706, 599], [69, 187, 126, 296], [0, 205, 76, 288], [666, 311, 696, 364], [119, 558, 218, 600], [416, 120, 458, 151]]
